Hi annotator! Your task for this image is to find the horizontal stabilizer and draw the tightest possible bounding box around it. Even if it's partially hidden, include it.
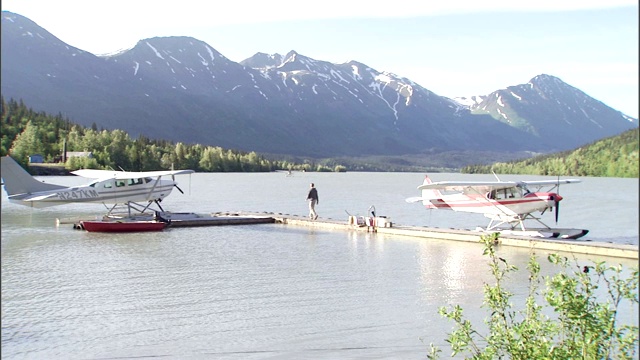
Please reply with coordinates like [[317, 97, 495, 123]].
[[19, 193, 61, 202]]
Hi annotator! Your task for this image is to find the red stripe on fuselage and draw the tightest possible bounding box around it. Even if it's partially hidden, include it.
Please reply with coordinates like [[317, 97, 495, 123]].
[[427, 192, 560, 209]]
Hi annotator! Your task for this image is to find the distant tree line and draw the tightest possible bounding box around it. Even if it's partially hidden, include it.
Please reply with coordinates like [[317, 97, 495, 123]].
[[461, 128, 639, 178], [1, 97, 347, 173], [3, 96, 636, 176]]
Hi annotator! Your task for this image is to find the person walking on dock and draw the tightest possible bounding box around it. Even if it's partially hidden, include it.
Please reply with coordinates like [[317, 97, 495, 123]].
[[307, 183, 319, 220]]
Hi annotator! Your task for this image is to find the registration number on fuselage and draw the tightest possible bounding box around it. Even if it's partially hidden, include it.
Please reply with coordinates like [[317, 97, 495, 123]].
[[56, 189, 100, 200]]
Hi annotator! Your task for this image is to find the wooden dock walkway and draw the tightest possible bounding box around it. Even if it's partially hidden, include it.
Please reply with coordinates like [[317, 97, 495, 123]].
[[266, 213, 638, 260], [160, 212, 275, 227], [59, 211, 638, 260]]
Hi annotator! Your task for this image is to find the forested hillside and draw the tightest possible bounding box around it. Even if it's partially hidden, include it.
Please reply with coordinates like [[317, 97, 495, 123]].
[[1, 97, 345, 173], [462, 128, 639, 178], [3, 96, 636, 177]]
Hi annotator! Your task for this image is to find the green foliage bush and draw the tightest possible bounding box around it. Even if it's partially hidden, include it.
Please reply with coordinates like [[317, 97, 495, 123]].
[[428, 234, 639, 359]]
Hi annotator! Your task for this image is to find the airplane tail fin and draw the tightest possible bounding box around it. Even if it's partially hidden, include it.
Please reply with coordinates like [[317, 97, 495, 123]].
[[1, 156, 66, 196], [421, 175, 443, 200], [405, 175, 442, 208]]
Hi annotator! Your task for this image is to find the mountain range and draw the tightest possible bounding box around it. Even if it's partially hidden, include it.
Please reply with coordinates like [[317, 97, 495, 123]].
[[1, 11, 637, 163]]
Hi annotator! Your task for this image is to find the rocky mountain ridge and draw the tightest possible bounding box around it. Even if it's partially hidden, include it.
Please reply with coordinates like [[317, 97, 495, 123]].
[[1, 11, 637, 161]]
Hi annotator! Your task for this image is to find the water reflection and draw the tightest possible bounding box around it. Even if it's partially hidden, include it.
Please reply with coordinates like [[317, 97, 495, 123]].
[[2, 173, 637, 359]]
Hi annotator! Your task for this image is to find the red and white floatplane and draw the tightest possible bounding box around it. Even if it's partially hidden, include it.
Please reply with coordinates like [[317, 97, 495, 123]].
[[406, 174, 589, 240]]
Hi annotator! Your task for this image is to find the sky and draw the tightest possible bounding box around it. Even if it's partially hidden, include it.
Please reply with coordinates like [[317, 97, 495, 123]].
[[2, 0, 638, 118]]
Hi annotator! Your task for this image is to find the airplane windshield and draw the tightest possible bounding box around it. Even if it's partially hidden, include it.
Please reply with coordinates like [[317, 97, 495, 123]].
[[518, 184, 531, 195], [489, 187, 520, 200]]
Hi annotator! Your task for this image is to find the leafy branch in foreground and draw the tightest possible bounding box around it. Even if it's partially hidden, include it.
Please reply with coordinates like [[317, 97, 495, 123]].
[[428, 233, 639, 359]]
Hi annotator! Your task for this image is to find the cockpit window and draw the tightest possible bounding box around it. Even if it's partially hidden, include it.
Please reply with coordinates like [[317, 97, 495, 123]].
[[128, 178, 144, 186]]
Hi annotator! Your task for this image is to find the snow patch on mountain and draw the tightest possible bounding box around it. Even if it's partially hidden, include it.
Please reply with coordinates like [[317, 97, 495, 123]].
[[453, 95, 486, 107]]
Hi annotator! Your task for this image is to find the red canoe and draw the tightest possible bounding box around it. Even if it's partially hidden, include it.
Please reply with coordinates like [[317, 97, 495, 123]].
[[80, 220, 166, 232]]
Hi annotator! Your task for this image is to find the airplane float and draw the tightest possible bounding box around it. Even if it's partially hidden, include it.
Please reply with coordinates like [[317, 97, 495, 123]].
[[1, 155, 194, 217], [406, 174, 588, 239]]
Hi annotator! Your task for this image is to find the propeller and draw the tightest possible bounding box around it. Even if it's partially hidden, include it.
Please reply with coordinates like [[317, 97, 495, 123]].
[[170, 171, 185, 194], [555, 175, 561, 223], [170, 162, 192, 196], [549, 193, 562, 223]]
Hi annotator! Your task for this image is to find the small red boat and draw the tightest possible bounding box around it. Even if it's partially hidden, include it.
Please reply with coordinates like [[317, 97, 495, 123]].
[[80, 220, 167, 232]]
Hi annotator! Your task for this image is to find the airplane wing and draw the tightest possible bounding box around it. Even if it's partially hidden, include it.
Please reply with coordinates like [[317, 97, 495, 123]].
[[112, 170, 195, 179], [418, 181, 519, 194], [417, 179, 581, 194], [71, 169, 195, 179], [520, 179, 581, 186], [70, 169, 121, 179]]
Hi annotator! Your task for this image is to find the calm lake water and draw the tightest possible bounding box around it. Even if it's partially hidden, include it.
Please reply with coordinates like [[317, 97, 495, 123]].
[[2, 172, 638, 359]]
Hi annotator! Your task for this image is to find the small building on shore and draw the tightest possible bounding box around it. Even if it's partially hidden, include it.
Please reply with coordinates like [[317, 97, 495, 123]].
[[28, 154, 44, 163]]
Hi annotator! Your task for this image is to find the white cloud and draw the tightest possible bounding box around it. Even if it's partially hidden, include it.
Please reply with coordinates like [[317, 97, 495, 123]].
[[5, 0, 638, 27], [3, 0, 637, 117]]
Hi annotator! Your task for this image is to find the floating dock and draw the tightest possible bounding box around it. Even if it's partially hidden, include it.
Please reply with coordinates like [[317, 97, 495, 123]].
[[156, 212, 276, 227], [59, 211, 638, 260], [267, 213, 638, 260]]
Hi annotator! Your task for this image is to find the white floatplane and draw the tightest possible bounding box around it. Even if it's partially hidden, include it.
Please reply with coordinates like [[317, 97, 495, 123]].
[[1, 155, 194, 216], [406, 174, 589, 239]]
